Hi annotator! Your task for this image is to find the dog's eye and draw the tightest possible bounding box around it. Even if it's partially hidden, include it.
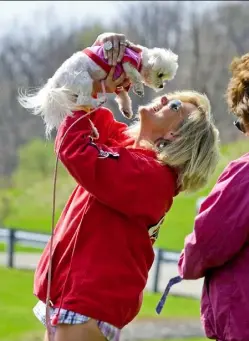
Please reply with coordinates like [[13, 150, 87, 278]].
[[158, 73, 164, 78]]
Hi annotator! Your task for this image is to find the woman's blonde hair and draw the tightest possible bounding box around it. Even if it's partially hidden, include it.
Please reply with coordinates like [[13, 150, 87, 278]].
[[127, 90, 220, 192]]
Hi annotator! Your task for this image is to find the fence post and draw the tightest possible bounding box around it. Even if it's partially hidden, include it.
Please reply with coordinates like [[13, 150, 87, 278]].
[[153, 248, 163, 293], [6, 229, 15, 268]]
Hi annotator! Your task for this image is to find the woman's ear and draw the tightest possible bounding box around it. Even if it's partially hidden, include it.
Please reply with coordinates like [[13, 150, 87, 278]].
[[164, 131, 176, 141]]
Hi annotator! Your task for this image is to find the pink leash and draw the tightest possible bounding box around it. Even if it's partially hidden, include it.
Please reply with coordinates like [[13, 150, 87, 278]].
[[45, 82, 107, 341]]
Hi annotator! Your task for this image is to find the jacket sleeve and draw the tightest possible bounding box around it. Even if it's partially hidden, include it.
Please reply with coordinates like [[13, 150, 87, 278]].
[[178, 161, 249, 280], [55, 109, 173, 217], [65, 107, 127, 145]]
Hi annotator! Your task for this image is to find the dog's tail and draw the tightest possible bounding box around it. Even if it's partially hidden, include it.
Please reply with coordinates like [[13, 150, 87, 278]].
[[18, 79, 76, 138]]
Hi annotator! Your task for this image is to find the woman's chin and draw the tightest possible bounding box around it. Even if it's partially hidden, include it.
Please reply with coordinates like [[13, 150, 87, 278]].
[[138, 106, 152, 119], [138, 106, 147, 114]]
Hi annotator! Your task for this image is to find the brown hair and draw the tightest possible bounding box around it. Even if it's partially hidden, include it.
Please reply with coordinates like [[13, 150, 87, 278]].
[[226, 53, 249, 128]]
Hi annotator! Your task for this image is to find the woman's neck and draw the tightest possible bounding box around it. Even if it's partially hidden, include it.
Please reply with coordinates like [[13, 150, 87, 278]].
[[133, 134, 155, 150], [125, 122, 155, 149]]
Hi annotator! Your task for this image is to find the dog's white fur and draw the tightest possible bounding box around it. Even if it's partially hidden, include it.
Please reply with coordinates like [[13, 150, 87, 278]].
[[18, 45, 178, 137]]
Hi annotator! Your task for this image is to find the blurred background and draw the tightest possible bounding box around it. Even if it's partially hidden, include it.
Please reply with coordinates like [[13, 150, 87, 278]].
[[0, 1, 248, 341]]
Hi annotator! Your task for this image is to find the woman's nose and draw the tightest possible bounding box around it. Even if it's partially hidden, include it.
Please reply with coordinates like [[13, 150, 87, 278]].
[[161, 96, 168, 106]]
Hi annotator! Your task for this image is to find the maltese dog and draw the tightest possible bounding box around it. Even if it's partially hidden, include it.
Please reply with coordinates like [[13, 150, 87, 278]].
[[19, 41, 178, 136]]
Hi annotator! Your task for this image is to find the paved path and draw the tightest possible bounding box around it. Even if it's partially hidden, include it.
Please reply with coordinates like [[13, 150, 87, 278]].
[[121, 318, 205, 340], [14, 318, 205, 341], [0, 252, 203, 298]]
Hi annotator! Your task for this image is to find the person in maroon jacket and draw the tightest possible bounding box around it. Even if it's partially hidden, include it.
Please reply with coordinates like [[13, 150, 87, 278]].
[[32, 33, 220, 341], [178, 52, 249, 341]]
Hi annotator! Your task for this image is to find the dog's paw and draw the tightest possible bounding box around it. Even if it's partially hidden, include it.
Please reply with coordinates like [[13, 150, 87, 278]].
[[121, 108, 133, 119], [133, 83, 144, 97]]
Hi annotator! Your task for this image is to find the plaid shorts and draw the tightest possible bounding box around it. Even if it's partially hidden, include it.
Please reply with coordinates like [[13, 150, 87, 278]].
[[33, 300, 121, 341]]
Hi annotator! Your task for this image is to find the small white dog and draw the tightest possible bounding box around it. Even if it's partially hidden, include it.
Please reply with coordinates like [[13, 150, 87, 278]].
[[19, 43, 178, 136]]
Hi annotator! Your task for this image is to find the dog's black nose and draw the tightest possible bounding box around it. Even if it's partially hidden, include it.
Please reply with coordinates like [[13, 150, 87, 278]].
[[159, 84, 163, 89]]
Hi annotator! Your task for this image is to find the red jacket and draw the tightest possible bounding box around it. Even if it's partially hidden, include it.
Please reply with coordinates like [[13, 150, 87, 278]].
[[34, 107, 178, 329], [178, 154, 249, 341]]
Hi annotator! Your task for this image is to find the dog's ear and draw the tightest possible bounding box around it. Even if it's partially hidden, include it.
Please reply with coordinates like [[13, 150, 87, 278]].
[[149, 55, 161, 71], [147, 54, 157, 69], [145, 48, 160, 70]]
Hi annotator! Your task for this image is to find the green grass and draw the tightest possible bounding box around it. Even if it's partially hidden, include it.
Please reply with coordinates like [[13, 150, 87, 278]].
[[150, 339, 206, 341], [1, 174, 75, 233], [1, 139, 249, 251], [0, 243, 42, 253], [139, 292, 200, 319], [0, 267, 203, 341], [0, 267, 43, 341], [150, 338, 208, 341]]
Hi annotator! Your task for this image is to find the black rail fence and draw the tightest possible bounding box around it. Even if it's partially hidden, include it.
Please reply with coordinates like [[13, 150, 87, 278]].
[[0, 197, 206, 293]]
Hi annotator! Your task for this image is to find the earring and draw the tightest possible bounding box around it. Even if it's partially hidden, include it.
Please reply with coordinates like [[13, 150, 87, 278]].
[[156, 138, 170, 151]]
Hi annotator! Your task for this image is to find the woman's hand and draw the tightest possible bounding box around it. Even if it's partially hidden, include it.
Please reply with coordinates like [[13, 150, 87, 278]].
[[93, 32, 142, 66], [92, 67, 130, 95]]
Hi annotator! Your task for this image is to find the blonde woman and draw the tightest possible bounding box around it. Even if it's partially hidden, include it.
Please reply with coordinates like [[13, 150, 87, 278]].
[[30, 33, 220, 341]]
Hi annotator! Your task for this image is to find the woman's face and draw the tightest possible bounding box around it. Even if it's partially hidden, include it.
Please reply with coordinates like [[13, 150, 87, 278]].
[[138, 96, 197, 143]]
